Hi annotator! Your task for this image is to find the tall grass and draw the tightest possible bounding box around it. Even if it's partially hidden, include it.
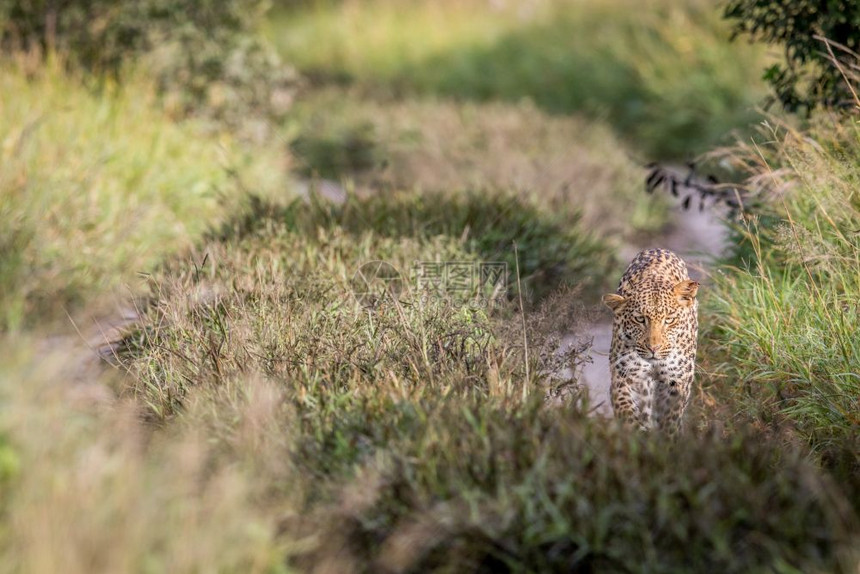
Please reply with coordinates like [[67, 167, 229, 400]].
[[0, 60, 284, 330], [119, 189, 608, 417], [267, 0, 770, 158], [1, 10, 858, 569], [706, 116, 860, 490]]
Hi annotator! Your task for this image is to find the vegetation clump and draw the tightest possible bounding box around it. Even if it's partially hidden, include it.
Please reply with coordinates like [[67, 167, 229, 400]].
[[724, 0, 860, 112], [706, 116, 860, 512], [0, 0, 297, 132], [106, 190, 858, 572]]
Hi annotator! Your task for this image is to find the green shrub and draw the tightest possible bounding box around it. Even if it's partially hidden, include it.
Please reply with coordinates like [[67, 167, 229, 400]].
[[301, 407, 857, 573], [120, 189, 606, 416], [0, 0, 262, 70], [0, 0, 297, 130], [724, 0, 860, 112], [291, 119, 381, 179]]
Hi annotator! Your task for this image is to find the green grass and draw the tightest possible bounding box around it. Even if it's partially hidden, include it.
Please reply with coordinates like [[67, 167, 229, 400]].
[[0, 338, 292, 574], [120, 188, 609, 418], [302, 405, 856, 572], [704, 117, 860, 507], [0, 60, 284, 331], [267, 0, 771, 159]]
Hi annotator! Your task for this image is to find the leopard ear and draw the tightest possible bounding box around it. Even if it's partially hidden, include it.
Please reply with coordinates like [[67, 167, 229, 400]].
[[602, 293, 626, 311], [673, 279, 699, 306]]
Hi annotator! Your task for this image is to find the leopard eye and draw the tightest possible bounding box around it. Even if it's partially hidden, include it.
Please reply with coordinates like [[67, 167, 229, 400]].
[[664, 317, 677, 326], [634, 315, 647, 325]]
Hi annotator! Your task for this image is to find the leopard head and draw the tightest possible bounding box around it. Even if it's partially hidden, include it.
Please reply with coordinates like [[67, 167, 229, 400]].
[[602, 279, 698, 359]]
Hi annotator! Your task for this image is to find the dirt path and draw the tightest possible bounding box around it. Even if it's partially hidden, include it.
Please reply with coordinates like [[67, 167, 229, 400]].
[[574, 201, 730, 416]]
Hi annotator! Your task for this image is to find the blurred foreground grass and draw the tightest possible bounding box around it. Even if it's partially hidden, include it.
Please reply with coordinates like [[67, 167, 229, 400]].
[[267, 0, 770, 159]]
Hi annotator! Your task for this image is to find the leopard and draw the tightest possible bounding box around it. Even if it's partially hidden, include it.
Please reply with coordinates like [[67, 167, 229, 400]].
[[602, 248, 699, 438]]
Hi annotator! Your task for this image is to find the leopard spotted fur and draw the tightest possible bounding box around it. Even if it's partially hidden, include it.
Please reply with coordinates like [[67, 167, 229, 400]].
[[602, 248, 698, 438]]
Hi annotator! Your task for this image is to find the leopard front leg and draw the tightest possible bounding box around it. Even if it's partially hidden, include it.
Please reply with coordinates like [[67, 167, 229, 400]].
[[609, 353, 656, 431], [654, 355, 694, 439]]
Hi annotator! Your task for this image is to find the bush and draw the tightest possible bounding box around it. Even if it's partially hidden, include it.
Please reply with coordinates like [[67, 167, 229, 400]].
[[0, 0, 257, 72], [119, 190, 607, 417], [724, 0, 860, 112], [0, 0, 297, 131], [301, 408, 857, 573]]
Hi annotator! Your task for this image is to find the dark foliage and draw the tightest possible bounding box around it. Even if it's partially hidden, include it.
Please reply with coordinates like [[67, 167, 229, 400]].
[[0, 0, 297, 129], [0, 0, 255, 72], [644, 162, 750, 215], [724, 0, 860, 112], [299, 404, 858, 573]]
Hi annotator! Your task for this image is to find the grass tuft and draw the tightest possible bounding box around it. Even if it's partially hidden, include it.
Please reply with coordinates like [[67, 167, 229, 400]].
[[705, 116, 860, 511]]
